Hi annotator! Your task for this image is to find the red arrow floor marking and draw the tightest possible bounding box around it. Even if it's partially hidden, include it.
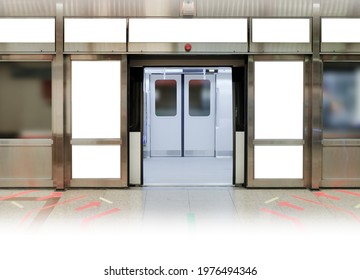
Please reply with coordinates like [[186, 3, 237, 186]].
[[20, 195, 86, 225], [0, 190, 39, 201], [278, 201, 304, 211], [335, 190, 360, 197], [75, 201, 101, 212], [38, 196, 86, 211], [81, 208, 120, 228], [314, 192, 340, 200], [260, 208, 302, 226], [36, 192, 62, 201], [292, 195, 360, 224]]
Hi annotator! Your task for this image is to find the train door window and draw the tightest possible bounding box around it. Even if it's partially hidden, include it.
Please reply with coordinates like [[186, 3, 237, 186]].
[[155, 80, 177, 117], [189, 80, 211, 116]]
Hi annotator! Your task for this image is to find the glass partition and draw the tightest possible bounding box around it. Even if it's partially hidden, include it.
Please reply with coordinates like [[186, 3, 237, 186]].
[[0, 62, 52, 139], [323, 63, 360, 138]]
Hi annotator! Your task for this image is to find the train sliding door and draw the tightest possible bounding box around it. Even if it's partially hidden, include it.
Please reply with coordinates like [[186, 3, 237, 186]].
[[149, 74, 216, 157], [149, 75, 182, 157], [184, 75, 216, 157]]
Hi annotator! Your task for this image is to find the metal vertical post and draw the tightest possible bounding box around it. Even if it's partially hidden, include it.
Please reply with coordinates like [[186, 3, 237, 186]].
[[121, 55, 128, 187], [311, 1, 322, 189], [53, 3, 65, 190], [246, 55, 255, 188], [304, 56, 312, 188]]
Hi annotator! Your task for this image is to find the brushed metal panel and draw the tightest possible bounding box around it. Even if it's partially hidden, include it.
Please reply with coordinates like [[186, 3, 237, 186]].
[[0, 179, 53, 187], [250, 43, 312, 53], [70, 179, 125, 188], [197, 0, 256, 17], [53, 3, 64, 189], [247, 179, 304, 188], [311, 1, 322, 190], [253, 54, 307, 61], [254, 139, 305, 145], [64, 43, 126, 53], [262, 0, 313, 17], [0, 139, 53, 146], [322, 179, 360, 188], [323, 147, 360, 179], [0, 146, 52, 179], [321, 43, 360, 53], [322, 139, 360, 147], [3, 0, 353, 18], [304, 57, 312, 188], [64, 55, 71, 187], [197, 0, 312, 17], [140, 0, 180, 17], [0, 0, 56, 17], [246, 56, 255, 188], [128, 43, 248, 53], [322, 55, 360, 61], [129, 56, 245, 67], [0, 43, 55, 53], [120, 56, 128, 187], [71, 139, 122, 145], [321, 0, 360, 17], [235, 131, 245, 184], [63, 0, 179, 17], [129, 132, 141, 185], [69, 54, 123, 60], [0, 0, 176, 17], [0, 54, 53, 60]]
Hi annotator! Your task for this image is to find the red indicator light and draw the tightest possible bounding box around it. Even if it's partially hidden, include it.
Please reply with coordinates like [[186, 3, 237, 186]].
[[185, 43, 192, 52]]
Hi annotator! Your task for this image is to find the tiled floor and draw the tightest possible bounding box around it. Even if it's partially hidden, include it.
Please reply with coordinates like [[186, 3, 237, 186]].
[[1, 187, 360, 232]]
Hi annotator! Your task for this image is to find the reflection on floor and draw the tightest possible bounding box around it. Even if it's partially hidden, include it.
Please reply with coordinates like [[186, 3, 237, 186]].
[[1, 187, 360, 232], [143, 157, 233, 185]]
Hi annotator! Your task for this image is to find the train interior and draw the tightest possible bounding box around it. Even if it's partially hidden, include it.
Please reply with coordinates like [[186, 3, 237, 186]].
[[142, 67, 234, 186]]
